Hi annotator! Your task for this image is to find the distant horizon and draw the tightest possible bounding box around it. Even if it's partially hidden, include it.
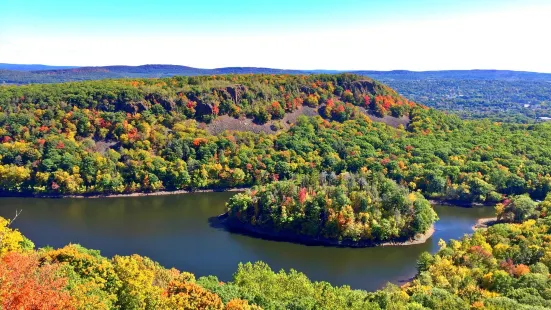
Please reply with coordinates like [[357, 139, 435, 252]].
[[2, 63, 551, 75]]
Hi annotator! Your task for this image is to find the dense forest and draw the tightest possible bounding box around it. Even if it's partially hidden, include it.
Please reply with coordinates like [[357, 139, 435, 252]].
[[225, 173, 437, 245], [1, 74, 550, 202], [0, 73, 414, 198], [2, 193, 551, 309], [1, 73, 551, 245]]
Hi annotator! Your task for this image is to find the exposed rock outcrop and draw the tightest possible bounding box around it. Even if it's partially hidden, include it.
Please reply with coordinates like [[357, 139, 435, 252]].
[[224, 84, 247, 103], [348, 80, 376, 95]]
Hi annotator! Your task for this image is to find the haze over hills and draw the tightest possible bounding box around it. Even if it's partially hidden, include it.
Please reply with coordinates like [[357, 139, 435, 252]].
[[0, 64, 307, 84], [0, 63, 78, 72], [353, 70, 551, 81], [1, 63, 551, 85]]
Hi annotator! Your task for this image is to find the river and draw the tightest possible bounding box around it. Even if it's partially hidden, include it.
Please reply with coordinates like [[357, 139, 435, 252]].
[[0, 192, 494, 291]]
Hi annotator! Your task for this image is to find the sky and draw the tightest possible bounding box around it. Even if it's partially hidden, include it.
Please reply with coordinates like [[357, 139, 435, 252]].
[[1, 0, 550, 72]]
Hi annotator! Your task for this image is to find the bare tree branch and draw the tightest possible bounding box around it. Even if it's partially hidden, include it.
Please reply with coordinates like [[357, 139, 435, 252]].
[[1, 209, 23, 244], [7, 209, 22, 228]]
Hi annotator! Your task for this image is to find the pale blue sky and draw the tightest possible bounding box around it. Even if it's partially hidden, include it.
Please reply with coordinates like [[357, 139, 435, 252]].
[[1, 0, 550, 71]]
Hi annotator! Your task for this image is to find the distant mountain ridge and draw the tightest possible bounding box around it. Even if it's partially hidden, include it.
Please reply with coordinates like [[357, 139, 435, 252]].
[[0, 64, 309, 84], [353, 70, 551, 81], [0, 63, 78, 71], [37, 64, 305, 74], [1, 63, 551, 84]]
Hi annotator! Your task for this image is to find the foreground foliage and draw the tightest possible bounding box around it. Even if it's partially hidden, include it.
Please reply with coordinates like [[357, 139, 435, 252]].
[[406, 193, 551, 309], [1, 194, 550, 309]]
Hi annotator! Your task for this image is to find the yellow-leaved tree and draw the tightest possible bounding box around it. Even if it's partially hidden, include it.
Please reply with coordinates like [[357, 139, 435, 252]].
[[0, 214, 34, 256]]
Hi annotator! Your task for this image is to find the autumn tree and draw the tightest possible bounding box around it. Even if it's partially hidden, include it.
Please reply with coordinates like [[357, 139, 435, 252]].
[[0, 252, 74, 309]]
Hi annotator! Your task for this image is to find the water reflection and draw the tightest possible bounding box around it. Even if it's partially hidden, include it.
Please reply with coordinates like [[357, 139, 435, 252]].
[[0, 194, 494, 291]]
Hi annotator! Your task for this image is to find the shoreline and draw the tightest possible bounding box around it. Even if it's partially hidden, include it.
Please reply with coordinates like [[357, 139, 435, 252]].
[[428, 198, 494, 208], [472, 217, 499, 230], [1, 188, 493, 208], [0, 187, 247, 199], [218, 214, 436, 248]]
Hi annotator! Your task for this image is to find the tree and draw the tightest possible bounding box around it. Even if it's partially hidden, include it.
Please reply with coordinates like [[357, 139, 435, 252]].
[[225, 299, 262, 310], [497, 195, 539, 223], [112, 254, 164, 309], [0, 252, 74, 309], [0, 164, 31, 192], [43, 244, 121, 307], [162, 281, 224, 310], [0, 211, 34, 256]]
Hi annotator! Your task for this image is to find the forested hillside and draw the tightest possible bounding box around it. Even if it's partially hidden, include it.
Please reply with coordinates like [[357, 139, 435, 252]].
[[1, 74, 550, 201], [3, 65, 551, 122], [0, 74, 417, 196]]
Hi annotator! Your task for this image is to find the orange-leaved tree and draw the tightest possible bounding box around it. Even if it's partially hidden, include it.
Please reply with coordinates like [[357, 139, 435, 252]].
[[0, 252, 74, 309]]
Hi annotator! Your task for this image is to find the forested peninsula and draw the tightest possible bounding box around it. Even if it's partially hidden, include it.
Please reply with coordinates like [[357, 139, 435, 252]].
[[224, 173, 437, 246], [1, 74, 551, 245]]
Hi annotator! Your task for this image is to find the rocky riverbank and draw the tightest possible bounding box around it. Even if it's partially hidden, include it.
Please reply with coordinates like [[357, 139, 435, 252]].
[[472, 217, 499, 230]]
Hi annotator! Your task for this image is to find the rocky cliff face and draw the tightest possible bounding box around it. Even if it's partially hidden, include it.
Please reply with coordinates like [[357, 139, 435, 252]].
[[224, 84, 248, 103], [348, 80, 376, 94]]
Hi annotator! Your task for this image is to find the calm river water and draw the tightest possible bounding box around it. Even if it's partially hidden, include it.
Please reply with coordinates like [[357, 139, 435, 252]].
[[0, 192, 494, 291]]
